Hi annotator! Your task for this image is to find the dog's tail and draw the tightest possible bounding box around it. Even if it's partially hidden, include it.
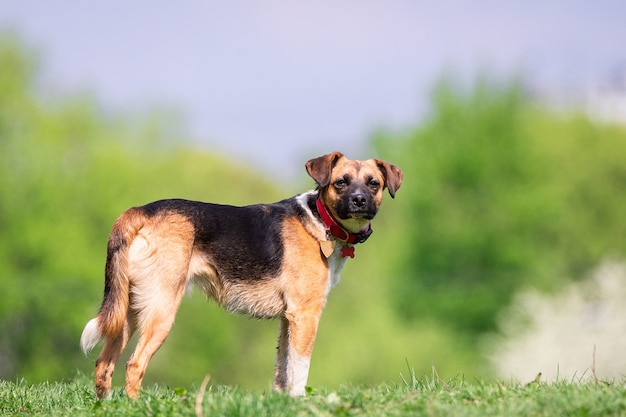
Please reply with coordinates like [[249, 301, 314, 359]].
[[80, 208, 145, 355]]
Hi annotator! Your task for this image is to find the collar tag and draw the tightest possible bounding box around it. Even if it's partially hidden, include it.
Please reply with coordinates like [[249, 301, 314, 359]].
[[341, 245, 355, 258], [320, 240, 336, 258]]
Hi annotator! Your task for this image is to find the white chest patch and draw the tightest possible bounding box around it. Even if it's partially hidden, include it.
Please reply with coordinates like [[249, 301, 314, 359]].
[[327, 247, 349, 288]]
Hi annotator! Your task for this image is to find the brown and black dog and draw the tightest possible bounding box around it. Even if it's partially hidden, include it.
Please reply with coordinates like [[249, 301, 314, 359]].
[[80, 151, 402, 399]]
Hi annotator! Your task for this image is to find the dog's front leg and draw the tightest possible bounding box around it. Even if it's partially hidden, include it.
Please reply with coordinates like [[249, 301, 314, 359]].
[[274, 309, 321, 396]]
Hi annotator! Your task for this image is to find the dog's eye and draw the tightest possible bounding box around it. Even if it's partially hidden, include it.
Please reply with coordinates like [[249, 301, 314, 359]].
[[369, 178, 380, 188], [334, 178, 347, 187]]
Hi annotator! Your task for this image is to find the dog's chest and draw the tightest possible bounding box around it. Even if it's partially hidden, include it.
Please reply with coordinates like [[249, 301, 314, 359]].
[[294, 191, 352, 290], [326, 245, 349, 289]]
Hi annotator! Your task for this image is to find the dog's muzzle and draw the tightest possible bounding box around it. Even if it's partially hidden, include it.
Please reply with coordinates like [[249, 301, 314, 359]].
[[337, 192, 377, 220]]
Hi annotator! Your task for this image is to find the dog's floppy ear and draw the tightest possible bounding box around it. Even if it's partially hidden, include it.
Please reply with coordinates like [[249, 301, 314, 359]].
[[305, 151, 344, 188], [375, 159, 403, 198]]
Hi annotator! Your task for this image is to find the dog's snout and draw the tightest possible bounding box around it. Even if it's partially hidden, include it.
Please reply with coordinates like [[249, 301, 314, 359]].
[[351, 193, 368, 208]]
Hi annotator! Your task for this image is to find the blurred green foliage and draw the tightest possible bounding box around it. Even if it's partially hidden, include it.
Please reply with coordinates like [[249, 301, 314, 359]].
[[374, 77, 626, 335], [1, 34, 625, 392]]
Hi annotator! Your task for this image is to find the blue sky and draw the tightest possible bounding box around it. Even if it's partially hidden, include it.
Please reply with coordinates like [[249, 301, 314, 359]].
[[1, 1, 625, 176]]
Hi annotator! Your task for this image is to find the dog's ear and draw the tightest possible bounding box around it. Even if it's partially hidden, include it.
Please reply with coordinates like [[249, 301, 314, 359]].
[[305, 151, 344, 188], [375, 159, 403, 198]]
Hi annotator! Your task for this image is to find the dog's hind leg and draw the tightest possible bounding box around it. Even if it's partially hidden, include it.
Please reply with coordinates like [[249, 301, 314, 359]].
[[94, 319, 134, 399], [273, 316, 290, 391], [123, 218, 194, 398], [124, 280, 187, 399]]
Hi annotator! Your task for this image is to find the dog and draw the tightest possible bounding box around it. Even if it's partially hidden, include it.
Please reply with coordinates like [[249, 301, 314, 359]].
[[80, 151, 402, 399]]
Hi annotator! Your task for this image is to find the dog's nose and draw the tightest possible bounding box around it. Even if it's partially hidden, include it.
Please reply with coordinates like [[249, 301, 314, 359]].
[[351, 194, 367, 208]]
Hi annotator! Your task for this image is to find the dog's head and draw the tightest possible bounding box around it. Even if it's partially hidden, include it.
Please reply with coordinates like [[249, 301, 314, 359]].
[[306, 151, 403, 233]]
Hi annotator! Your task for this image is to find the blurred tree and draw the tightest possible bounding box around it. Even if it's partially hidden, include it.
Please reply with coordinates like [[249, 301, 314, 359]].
[[374, 77, 626, 334]]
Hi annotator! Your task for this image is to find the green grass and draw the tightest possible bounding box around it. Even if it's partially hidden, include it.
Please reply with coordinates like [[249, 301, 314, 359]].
[[1, 372, 625, 417]]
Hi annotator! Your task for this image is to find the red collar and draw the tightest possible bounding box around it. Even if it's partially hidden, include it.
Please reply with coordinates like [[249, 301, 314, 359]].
[[315, 198, 372, 258]]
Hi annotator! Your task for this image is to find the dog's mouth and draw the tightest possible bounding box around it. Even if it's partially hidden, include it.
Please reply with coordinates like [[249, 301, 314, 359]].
[[345, 209, 376, 220], [337, 207, 376, 220]]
